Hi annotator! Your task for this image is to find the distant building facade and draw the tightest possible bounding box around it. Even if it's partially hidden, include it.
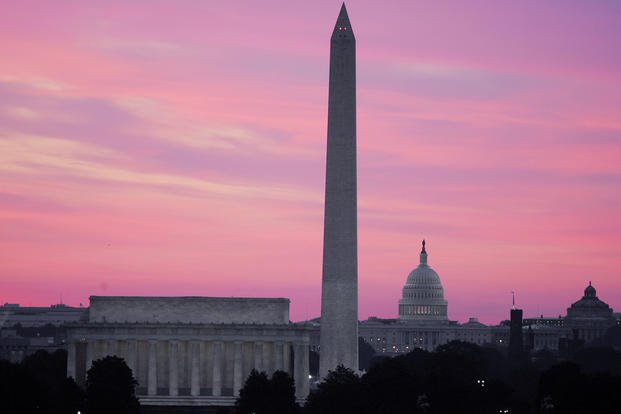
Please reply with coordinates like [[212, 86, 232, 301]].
[[0, 303, 86, 362], [357, 242, 495, 354], [0, 303, 86, 327], [66, 296, 311, 409], [314, 244, 618, 358], [565, 282, 616, 342]]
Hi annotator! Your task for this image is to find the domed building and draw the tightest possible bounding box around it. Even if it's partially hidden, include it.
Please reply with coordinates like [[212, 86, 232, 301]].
[[398, 240, 448, 321], [358, 241, 490, 354], [567, 282, 613, 318], [355, 246, 618, 356], [565, 281, 615, 342]]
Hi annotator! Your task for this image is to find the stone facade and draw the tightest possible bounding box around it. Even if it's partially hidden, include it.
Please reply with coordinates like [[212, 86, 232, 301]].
[[89, 296, 289, 325], [0, 303, 86, 327], [0, 303, 86, 363], [565, 282, 615, 342], [66, 296, 311, 408], [358, 317, 491, 354], [319, 2, 359, 379]]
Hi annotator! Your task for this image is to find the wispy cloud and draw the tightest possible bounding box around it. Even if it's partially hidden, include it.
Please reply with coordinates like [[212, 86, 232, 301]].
[[91, 37, 186, 59], [0, 75, 70, 93], [0, 131, 318, 203], [0, 1, 619, 322], [114, 97, 283, 151]]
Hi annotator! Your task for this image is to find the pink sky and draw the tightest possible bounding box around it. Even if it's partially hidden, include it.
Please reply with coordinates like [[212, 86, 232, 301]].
[[1, 1, 620, 324]]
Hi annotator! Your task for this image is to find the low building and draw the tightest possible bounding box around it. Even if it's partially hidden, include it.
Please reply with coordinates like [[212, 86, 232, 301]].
[[0, 303, 86, 327], [0, 303, 87, 362], [524, 324, 569, 351], [523, 316, 565, 328], [66, 296, 312, 409], [359, 242, 492, 355]]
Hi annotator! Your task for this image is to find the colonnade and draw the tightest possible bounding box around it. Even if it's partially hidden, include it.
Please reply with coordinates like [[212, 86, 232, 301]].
[[68, 338, 310, 399]]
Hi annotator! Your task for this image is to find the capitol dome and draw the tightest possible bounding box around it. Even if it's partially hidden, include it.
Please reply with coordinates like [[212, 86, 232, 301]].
[[398, 240, 448, 321]]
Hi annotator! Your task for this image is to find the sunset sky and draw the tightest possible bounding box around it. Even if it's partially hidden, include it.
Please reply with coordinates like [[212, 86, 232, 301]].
[[1, 1, 620, 323]]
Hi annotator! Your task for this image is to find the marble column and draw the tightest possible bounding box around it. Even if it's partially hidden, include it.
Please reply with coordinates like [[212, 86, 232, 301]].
[[294, 344, 310, 399], [283, 342, 291, 374], [107, 339, 117, 356], [67, 341, 76, 379], [273, 341, 284, 372], [190, 341, 200, 397], [262, 342, 271, 374], [148, 340, 157, 396], [253, 342, 263, 372], [127, 340, 138, 379], [301, 344, 310, 396], [233, 341, 243, 396], [212, 341, 223, 397], [169, 341, 179, 396], [86, 340, 94, 371]]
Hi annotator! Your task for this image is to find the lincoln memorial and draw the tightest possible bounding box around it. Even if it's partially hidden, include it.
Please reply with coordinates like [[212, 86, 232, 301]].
[[66, 296, 311, 408]]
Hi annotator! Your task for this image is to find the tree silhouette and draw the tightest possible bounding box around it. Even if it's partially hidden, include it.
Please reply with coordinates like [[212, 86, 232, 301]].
[[538, 361, 621, 413], [236, 369, 270, 414], [21, 349, 85, 414], [304, 342, 522, 414], [0, 349, 84, 414], [270, 370, 298, 414], [86, 355, 139, 414], [363, 355, 420, 413], [58, 377, 85, 414], [0, 359, 39, 414], [305, 365, 363, 414], [572, 346, 621, 376], [236, 369, 298, 414]]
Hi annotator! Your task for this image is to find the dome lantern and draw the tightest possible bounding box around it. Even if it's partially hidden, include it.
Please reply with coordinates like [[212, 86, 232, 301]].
[[420, 239, 428, 265], [584, 281, 597, 298]]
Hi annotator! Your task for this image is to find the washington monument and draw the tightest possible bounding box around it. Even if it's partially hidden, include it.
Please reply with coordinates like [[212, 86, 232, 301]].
[[319, 3, 358, 377]]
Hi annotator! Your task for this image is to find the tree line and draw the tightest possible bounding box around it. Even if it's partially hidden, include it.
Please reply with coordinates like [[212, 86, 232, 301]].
[[0, 351, 138, 414], [2, 337, 621, 413], [239, 339, 621, 414]]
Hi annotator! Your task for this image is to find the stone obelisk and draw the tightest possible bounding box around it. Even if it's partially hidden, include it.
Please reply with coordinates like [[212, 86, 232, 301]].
[[319, 3, 358, 378]]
